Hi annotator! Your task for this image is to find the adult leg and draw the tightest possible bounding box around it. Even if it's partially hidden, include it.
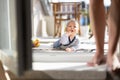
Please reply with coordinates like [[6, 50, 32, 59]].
[[88, 0, 106, 66], [107, 0, 120, 70]]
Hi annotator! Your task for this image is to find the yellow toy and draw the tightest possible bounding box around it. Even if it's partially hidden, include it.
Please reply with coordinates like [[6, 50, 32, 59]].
[[32, 38, 40, 47]]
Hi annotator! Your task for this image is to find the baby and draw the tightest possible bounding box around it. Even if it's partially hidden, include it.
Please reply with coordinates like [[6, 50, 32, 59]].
[[53, 19, 80, 52]]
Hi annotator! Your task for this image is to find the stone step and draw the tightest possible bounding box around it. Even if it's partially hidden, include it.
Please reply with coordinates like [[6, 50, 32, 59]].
[[33, 52, 95, 62], [23, 70, 106, 80]]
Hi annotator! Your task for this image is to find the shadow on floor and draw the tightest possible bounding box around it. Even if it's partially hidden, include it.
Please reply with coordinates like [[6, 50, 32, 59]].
[[106, 69, 120, 80]]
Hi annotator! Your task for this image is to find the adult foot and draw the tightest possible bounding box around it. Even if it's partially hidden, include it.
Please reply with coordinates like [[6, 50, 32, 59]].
[[87, 53, 106, 66], [107, 54, 120, 71]]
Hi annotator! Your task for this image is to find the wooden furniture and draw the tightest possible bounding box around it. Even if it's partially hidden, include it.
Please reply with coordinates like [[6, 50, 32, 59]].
[[0, 61, 7, 80], [51, 2, 81, 37]]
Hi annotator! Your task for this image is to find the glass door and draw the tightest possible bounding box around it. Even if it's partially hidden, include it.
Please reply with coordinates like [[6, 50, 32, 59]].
[[0, 0, 32, 76], [0, 0, 18, 75]]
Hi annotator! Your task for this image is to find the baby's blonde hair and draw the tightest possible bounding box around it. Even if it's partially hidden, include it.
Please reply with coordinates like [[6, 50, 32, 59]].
[[66, 19, 79, 28], [65, 19, 79, 32]]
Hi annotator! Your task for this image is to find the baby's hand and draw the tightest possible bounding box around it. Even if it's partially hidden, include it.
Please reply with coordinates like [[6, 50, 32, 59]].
[[66, 30, 76, 36], [65, 48, 74, 52], [66, 31, 72, 36]]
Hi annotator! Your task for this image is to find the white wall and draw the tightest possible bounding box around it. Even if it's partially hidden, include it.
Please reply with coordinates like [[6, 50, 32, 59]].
[[44, 16, 54, 36], [32, 0, 55, 37], [35, 15, 55, 37], [32, 0, 45, 37]]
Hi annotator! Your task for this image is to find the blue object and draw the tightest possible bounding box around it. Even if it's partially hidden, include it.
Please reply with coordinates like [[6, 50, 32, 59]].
[[80, 15, 85, 26]]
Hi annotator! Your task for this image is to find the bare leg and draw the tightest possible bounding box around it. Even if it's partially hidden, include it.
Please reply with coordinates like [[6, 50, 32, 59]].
[[88, 0, 106, 66], [107, 0, 120, 71]]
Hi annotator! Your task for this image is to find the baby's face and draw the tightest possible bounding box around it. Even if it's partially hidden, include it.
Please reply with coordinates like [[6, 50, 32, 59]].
[[66, 21, 78, 34]]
